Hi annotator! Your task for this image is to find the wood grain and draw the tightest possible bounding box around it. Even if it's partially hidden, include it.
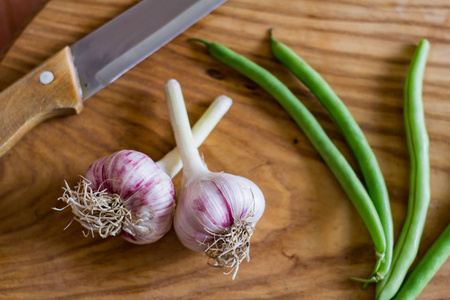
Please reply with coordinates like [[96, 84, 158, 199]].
[[0, 0, 449, 299], [0, 0, 48, 55]]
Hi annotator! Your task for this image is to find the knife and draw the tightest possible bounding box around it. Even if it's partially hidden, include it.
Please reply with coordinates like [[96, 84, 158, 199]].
[[0, 0, 226, 157]]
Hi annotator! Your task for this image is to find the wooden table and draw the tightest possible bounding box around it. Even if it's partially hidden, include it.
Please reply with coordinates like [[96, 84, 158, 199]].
[[0, 0, 47, 54], [0, 0, 448, 299]]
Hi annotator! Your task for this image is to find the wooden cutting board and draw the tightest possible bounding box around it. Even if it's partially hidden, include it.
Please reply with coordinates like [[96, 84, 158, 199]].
[[0, 0, 448, 299]]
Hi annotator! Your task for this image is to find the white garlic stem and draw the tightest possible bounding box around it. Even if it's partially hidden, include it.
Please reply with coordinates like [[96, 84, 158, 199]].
[[164, 79, 210, 182], [156, 95, 232, 179]]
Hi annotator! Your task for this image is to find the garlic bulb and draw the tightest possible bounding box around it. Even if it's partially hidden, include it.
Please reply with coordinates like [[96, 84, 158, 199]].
[[57, 94, 233, 244], [60, 150, 175, 244], [164, 79, 265, 279], [174, 173, 265, 265]]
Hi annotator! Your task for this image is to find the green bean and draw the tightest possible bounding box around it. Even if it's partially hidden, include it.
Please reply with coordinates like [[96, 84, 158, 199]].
[[191, 38, 386, 275], [376, 58, 417, 297], [376, 39, 430, 300], [394, 223, 450, 299], [269, 29, 393, 284]]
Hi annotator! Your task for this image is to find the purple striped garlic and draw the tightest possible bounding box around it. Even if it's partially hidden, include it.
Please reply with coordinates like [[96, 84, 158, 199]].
[[88, 150, 175, 243], [57, 94, 233, 244], [60, 150, 175, 244], [164, 79, 265, 279]]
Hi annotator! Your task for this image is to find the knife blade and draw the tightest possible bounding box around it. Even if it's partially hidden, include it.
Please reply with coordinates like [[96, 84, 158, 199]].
[[0, 0, 226, 157]]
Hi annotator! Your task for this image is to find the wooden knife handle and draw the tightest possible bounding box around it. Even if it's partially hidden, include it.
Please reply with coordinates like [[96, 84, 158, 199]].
[[0, 46, 83, 157]]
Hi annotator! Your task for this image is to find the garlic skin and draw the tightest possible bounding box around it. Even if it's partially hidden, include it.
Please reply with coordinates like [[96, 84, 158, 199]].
[[83, 150, 176, 244], [174, 172, 265, 252]]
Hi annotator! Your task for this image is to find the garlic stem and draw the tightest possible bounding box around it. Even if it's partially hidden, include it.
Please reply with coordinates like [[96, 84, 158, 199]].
[[164, 79, 210, 181], [157, 94, 232, 179]]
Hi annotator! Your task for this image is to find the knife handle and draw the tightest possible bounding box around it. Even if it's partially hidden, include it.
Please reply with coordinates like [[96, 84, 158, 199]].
[[0, 46, 83, 157]]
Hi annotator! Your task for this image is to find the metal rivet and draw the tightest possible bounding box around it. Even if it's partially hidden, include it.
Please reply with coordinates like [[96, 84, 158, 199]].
[[40, 71, 54, 85]]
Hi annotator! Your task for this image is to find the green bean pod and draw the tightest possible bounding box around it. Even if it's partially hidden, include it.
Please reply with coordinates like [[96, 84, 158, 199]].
[[376, 39, 430, 300], [270, 30, 393, 283], [192, 38, 386, 275], [394, 223, 450, 299]]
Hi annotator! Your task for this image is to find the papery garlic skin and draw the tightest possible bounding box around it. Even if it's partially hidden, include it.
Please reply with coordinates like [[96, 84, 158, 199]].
[[174, 172, 265, 252], [85, 150, 176, 244]]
